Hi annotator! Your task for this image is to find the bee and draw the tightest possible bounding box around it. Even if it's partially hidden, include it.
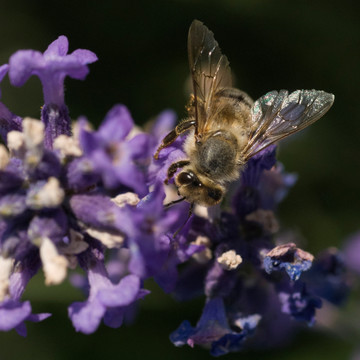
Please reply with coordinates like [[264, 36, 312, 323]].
[[154, 20, 334, 209]]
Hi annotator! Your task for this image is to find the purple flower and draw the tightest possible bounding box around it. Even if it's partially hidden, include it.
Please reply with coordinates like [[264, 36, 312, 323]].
[[0, 115, 136, 294], [242, 145, 277, 187], [9, 36, 97, 106], [65, 156, 100, 192], [0, 64, 9, 98], [170, 297, 260, 356], [205, 259, 238, 298], [211, 314, 260, 356], [123, 183, 183, 278], [277, 281, 322, 325], [0, 64, 22, 143], [8, 36, 97, 148], [149, 109, 177, 147], [264, 243, 314, 281], [68, 241, 148, 334], [70, 194, 126, 234], [28, 210, 68, 244], [233, 145, 277, 218], [0, 193, 27, 219], [304, 248, 350, 305], [258, 162, 297, 210], [156, 221, 208, 294], [0, 248, 51, 336], [79, 105, 149, 196], [0, 103, 22, 144], [147, 110, 187, 185]]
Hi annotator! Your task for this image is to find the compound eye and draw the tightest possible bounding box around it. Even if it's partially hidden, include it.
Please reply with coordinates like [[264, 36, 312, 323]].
[[177, 171, 194, 185]]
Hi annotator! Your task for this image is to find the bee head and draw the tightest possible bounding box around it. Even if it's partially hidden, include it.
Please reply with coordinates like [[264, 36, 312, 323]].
[[175, 170, 224, 207]]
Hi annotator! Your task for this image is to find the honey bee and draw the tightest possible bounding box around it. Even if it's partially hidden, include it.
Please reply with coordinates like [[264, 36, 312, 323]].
[[154, 20, 334, 209]]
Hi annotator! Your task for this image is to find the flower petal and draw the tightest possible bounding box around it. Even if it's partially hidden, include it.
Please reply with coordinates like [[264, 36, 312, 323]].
[[97, 274, 140, 307], [0, 300, 31, 331], [44, 36, 69, 57], [68, 297, 105, 334]]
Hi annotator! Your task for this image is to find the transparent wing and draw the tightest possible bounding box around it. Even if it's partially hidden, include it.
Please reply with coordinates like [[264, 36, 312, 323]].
[[188, 20, 232, 135], [241, 89, 335, 160]]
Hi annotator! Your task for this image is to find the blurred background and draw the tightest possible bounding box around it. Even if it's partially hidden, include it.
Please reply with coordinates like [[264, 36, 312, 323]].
[[0, 0, 359, 359]]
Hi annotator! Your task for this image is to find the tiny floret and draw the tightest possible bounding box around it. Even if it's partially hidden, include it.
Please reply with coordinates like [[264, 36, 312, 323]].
[[40, 237, 69, 285], [86, 228, 125, 248], [0, 144, 9, 169], [54, 134, 82, 158], [111, 192, 140, 207], [26, 177, 65, 209], [264, 243, 314, 281], [22, 118, 45, 147], [191, 236, 213, 264], [7, 130, 25, 154], [217, 250, 243, 270], [60, 230, 89, 255], [0, 256, 14, 301]]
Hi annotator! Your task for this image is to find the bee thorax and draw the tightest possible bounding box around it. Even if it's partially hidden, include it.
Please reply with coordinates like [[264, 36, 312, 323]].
[[195, 132, 239, 183]]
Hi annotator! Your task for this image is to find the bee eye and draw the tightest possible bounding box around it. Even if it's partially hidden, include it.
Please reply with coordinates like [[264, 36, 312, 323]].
[[177, 172, 194, 185]]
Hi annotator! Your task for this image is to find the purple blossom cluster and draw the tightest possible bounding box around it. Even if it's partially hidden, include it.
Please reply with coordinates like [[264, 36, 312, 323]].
[[0, 36, 353, 355]]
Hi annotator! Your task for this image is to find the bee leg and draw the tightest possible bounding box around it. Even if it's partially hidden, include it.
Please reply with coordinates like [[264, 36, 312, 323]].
[[154, 119, 196, 160], [165, 160, 190, 184], [188, 201, 194, 218], [185, 94, 196, 112], [173, 202, 194, 238], [164, 196, 186, 208]]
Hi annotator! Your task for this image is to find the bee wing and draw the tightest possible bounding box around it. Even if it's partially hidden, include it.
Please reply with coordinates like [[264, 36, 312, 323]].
[[188, 20, 232, 135], [241, 89, 334, 161]]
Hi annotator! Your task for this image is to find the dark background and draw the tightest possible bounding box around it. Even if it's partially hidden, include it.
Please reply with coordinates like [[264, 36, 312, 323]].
[[0, 0, 359, 359]]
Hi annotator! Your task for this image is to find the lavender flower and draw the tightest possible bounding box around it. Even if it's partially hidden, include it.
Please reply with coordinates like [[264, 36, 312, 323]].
[[277, 281, 322, 325], [79, 105, 149, 196], [9, 36, 97, 148], [0, 248, 51, 336], [0, 64, 8, 98], [0, 36, 152, 336], [9, 36, 96, 104], [122, 182, 186, 279], [0, 64, 22, 142], [264, 243, 314, 281], [304, 247, 350, 305], [68, 240, 148, 334], [170, 297, 260, 356]]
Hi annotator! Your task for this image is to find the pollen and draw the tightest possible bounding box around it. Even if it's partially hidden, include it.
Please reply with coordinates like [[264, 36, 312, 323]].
[[0, 256, 14, 301], [54, 134, 82, 158], [217, 250, 242, 270], [0, 144, 9, 170], [26, 177, 65, 210], [40, 237, 69, 285]]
